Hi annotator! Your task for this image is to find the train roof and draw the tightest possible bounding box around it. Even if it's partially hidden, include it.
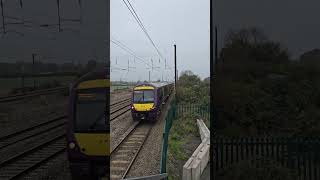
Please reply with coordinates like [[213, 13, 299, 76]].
[[134, 82, 173, 88], [71, 67, 109, 89]]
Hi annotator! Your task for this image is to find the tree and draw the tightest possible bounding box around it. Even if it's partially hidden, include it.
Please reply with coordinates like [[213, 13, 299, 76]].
[[219, 27, 289, 81], [300, 49, 320, 69]]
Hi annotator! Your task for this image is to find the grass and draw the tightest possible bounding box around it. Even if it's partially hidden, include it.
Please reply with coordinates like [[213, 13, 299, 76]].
[[111, 86, 131, 92], [168, 134, 185, 160], [167, 112, 201, 180], [0, 76, 75, 95]]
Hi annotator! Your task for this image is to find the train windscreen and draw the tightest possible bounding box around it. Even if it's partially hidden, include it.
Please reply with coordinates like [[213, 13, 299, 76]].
[[133, 90, 154, 103], [75, 89, 107, 132]]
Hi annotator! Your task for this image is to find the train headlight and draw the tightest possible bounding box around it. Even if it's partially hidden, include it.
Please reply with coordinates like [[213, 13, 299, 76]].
[[69, 142, 76, 149], [131, 106, 135, 110]]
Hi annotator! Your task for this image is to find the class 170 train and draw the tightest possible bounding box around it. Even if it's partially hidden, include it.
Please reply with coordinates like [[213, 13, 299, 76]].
[[131, 82, 174, 121], [66, 68, 109, 179]]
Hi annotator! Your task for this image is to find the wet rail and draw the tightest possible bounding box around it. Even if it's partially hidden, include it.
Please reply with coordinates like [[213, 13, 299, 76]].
[[110, 122, 152, 180], [0, 87, 68, 103]]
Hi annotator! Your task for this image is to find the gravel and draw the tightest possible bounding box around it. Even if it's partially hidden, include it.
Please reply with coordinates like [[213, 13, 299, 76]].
[[19, 152, 71, 180], [110, 91, 131, 103], [0, 91, 132, 180], [0, 91, 131, 138], [0, 126, 65, 163], [0, 93, 68, 137], [125, 95, 174, 178], [110, 91, 134, 150], [110, 111, 136, 151]]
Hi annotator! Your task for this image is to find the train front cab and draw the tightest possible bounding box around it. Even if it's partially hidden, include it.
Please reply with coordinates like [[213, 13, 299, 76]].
[[131, 84, 158, 121], [67, 72, 110, 179]]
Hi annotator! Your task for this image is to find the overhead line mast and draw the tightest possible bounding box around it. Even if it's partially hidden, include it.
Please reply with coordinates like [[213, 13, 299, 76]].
[[110, 39, 152, 68]]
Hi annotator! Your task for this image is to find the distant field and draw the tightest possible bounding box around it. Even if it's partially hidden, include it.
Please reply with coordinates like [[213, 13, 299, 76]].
[[0, 78, 133, 96], [0, 76, 76, 95], [111, 85, 132, 92]]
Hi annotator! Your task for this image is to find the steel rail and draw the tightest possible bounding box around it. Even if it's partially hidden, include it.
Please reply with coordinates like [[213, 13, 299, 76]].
[[0, 134, 65, 168], [122, 125, 152, 179], [0, 87, 68, 103], [0, 116, 66, 141], [110, 122, 153, 180]]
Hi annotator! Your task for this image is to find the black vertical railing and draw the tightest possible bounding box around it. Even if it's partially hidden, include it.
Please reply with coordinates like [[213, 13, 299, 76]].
[[213, 136, 320, 180]]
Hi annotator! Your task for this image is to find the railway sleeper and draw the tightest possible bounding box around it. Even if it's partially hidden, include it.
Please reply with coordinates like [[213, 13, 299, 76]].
[[112, 160, 130, 165], [111, 166, 127, 172]]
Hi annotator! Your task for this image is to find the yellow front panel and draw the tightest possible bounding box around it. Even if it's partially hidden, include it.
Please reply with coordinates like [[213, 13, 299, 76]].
[[134, 86, 154, 90], [74, 133, 110, 156], [133, 103, 154, 111], [77, 79, 110, 89]]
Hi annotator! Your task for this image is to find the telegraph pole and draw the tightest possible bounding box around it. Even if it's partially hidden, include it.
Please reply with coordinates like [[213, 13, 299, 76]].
[[1, 0, 5, 34], [215, 26, 218, 72], [174, 44, 177, 91], [78, 0, 82, 24], [56, 0, 61, 32], [210, 0, 215, 179], [149, 71, 151, 82]]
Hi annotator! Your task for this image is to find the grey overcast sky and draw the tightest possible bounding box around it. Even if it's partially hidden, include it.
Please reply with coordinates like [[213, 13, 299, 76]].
[[2, 0, 319, 80], [215, 0, 320, 59], [110, 0, 210, 82], [111, 0, 320, 82], [0, 0, 107, 64]]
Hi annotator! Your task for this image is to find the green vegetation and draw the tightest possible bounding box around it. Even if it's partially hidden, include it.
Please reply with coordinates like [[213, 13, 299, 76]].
[[213, 27, 320, 137], [0, 60, 106, 76], [0, 76, 76, 95], [167, 113, 200, 180], [110, 85, 132, 92], [167, 71, 209, 180], [176, 70, 210, 127], [177, 70, 210, 106]]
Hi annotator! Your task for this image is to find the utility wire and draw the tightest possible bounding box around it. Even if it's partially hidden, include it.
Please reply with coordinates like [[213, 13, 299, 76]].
[[122, 0, 164, 61], [111, 38, 153, 68], [0, 0, 81, 35], [112, 37, 143, 60]]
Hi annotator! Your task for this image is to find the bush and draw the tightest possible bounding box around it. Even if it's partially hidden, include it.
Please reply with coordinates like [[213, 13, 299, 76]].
[[214, 27, 320, 136]]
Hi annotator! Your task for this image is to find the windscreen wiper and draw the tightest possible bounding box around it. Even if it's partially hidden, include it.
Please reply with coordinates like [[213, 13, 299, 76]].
[[89, 110, 106, 131], [137, 96, 144, 102]]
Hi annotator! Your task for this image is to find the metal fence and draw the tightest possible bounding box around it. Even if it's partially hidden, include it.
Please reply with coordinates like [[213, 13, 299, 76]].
[[160, 101, 210, 174], [213, 136, 320, 180], [160, 98, 177, 174], [176, 104, 210, 121]]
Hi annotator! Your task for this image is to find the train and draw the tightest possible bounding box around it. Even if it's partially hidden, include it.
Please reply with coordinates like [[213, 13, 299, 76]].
[[131, 82, 174, 121], [66, 68, 110, 179]]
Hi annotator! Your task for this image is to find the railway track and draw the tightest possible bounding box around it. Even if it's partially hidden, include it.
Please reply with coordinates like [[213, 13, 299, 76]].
[[110, 98, 131, 107], [0, 115, 67, 180], [0, 97, 130, 144], [0, 87, 68, 103], [110, 97, 130, 106], [0, 87, 130, 104], [0, 97, 132, 179], [0, 116, 66, 147], [110, 98, 131, 122], [110, 122, 152, 180], [110, 107, 131, 122], [0, 96, 130, 141], [0, 134, 65, 179]]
